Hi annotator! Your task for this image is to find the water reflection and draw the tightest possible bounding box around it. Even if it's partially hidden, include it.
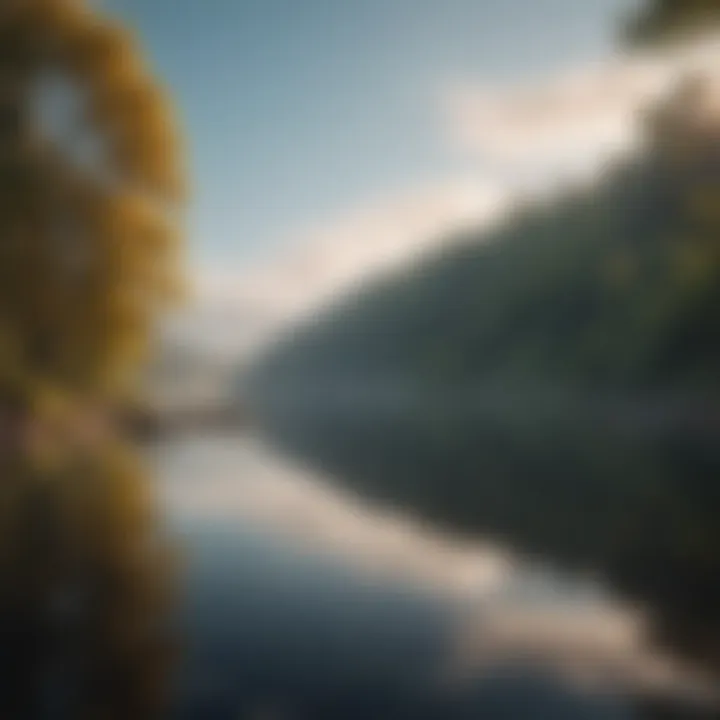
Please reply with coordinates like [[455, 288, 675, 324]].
[[252, 386, 720, 672], [0, 427, 174, 718], [155, 433, 716, 719]]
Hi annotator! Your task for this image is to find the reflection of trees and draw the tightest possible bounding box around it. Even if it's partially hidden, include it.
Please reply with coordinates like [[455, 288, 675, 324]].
[[0, 433, 175, 718], [0, 0, 184, 716]]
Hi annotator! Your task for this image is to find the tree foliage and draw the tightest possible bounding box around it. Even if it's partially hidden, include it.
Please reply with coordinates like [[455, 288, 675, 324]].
[[0, 0, 183, 399], [626, 0, 720, 46], [0, 0, 184, 716]]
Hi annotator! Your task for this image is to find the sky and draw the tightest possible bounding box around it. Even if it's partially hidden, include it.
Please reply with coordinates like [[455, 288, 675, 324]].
[[99, 0, 633, 273]]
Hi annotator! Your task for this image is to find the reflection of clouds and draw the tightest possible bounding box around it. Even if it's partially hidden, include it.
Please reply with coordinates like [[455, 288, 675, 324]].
[[157, 436, 720, 708], [445, 602, 720, 708], [156, 435, 512, 597]]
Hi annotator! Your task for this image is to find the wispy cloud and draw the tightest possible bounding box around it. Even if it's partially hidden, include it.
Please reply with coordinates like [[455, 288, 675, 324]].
[[183, 179, 509, 357], [445, 58, 666, 173], [443, 40, 720, 181]]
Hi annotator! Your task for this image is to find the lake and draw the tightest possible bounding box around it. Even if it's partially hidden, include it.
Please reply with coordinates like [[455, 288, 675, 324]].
[[154, 432, 706, 719]]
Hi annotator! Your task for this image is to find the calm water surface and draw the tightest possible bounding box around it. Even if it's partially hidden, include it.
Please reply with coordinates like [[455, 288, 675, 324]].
[[154, 434, 642, 719]]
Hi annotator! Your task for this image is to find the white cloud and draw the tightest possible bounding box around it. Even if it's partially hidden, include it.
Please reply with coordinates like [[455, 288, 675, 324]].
[[179, 179, 510, 358], [443, 40, 720, 182]]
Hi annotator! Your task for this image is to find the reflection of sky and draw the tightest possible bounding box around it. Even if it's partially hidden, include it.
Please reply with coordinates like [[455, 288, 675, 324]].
[[155, 434, 513, 597], [174, 515, 632, 719], [155, 436, 719, 708]]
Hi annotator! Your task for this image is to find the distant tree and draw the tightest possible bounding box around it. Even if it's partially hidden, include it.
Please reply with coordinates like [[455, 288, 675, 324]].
[[0, 0, 184, 717], [626, 0, 720, 45]]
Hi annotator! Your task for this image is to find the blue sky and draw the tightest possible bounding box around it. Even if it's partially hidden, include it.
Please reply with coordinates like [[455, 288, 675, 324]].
[[99, 0, 631, 271]]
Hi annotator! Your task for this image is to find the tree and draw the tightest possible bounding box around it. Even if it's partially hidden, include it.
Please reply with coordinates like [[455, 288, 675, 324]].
[[627, 0, 720, 45], [0, 0, 184, 716]]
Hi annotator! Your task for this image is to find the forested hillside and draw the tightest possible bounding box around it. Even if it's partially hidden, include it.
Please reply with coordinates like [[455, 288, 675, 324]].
[[251, 80, 720, 397]]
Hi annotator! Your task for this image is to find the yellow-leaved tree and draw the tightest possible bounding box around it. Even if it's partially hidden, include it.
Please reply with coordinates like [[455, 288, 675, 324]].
[[0, 0, 184, 716]]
